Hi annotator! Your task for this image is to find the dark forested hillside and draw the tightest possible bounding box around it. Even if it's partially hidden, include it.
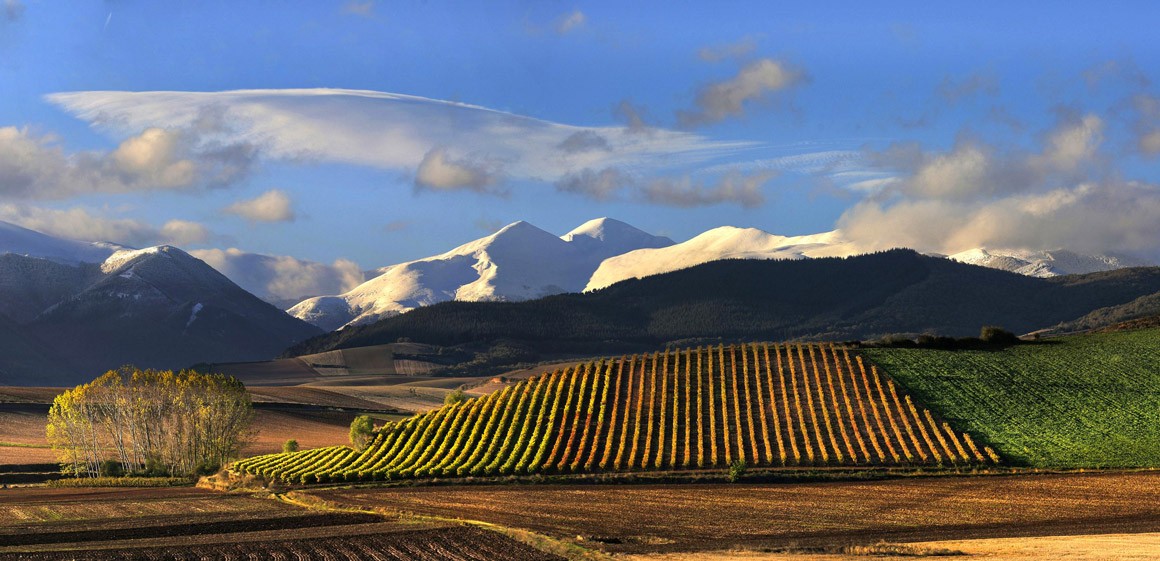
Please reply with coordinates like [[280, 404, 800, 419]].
[[285, 250, 1160, 357]]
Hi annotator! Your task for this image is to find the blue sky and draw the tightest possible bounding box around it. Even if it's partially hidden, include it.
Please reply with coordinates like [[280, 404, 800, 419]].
[[2, 1, 1159, 299]]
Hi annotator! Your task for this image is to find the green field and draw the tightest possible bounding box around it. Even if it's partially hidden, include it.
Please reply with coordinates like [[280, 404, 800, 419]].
[[864, 329, 1160, 468]]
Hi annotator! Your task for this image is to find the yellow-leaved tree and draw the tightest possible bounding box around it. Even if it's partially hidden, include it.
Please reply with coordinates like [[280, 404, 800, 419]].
[[46, 367, 254, 478]]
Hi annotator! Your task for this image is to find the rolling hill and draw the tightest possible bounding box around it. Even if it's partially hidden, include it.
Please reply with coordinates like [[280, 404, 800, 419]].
[[234, 342, 990, 483], [285, 250, 1160, 360]]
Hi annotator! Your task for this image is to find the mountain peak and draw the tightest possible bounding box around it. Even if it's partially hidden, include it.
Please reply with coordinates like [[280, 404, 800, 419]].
[[562, 217, 674, 245]]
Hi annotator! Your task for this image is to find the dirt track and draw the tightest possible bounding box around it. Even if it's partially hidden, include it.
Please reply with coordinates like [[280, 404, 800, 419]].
[[312, 471, 1160, 553]]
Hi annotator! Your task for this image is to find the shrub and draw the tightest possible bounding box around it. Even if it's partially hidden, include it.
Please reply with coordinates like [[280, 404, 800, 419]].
[[283, 439, 299, 453], [727, 459, 747, 483], [349, 415, 375, 451], [444, 389, 467, 406]]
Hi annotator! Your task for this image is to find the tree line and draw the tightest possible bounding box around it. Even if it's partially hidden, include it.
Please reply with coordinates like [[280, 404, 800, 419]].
[[46, 367, 254, 478]]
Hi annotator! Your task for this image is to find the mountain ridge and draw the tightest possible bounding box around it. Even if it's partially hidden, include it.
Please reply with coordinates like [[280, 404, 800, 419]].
[[284, 249, 1160, 360]]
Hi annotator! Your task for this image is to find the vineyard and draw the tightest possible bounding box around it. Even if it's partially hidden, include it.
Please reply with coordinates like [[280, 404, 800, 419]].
[[234, 343, 995, 483], [864, 328, 1160, 468]]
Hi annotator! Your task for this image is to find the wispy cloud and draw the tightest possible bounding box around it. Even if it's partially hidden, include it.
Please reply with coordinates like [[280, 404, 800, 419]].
[[3, 0, 23, 22], [341, 1, 375, 18], [47, 89, 755, 194], [677, 59, 807, 126], [554, 10, 586, 34], [555, 167, 776, 208], [937, 71, 999, 103], [697, 36, 759, 63]]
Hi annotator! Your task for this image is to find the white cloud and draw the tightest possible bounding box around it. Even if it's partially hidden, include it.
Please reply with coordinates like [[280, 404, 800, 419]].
[[223, 189, 296, 222], [0, 205, 216, 248], [678, 59, 807, 126], [158, 219, 213, 245], [190, 248, 363, 303], [46, 89, 753, 194], [838, 181, 1160, 259], [0, 124, 255, 200], [555, 10, 586, 34], [1030, 114, 1103, 174], [837, 112, 1160, 260], [414, 147, 502, 193]]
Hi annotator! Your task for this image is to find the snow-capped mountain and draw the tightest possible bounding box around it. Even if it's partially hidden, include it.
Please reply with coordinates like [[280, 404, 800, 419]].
[[290, 218, 674, 331], [584, 227, 849, 292], [0, 236, 321, 384], [948, 248, 1149, 278], [0, 220, 124, 264]]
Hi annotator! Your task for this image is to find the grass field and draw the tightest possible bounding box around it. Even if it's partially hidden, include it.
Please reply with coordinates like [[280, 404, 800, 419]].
[[863, 328, 1160, 468], [235, 343, 991, 484]]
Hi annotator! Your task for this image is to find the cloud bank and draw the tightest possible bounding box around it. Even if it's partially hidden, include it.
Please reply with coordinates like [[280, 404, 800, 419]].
[[0, 205, 215, 247], [0, 124, 255, 200], [190, 248, 363, 303], [840, 113, 1160, 260]]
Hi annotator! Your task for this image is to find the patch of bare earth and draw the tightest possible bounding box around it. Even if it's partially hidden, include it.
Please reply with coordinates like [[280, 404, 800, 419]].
[[0, 486, 562, 560], [310, 472, 1160, 554]]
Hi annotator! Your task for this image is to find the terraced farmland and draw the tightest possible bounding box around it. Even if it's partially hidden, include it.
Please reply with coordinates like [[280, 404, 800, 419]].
[[234, 343, 994, 483], [864, 328, 1160, 468]]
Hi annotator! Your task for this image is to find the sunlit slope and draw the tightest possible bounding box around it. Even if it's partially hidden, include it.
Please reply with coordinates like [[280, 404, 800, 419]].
[[235, 343, 994, 483], [864, 329, 1160, 468]]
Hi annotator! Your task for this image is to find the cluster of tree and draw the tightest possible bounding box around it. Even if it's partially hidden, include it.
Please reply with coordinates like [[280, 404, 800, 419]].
[[858, 326, 1024, 350], [46, 367, 254, 478]]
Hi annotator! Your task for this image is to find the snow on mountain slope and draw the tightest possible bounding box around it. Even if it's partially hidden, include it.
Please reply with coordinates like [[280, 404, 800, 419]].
[[290, 218, 674, 331], [0, 220, 124, 264], [949, 248, 1149, 277], [29, 245, 321, 379], [584, 227, 849, 291]]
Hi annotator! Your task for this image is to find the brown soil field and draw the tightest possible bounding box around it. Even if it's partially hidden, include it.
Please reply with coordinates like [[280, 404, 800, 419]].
[[0, 388, 61, 404], [243, 409, 373, 456], [310, 471, 1160, 554], [247, 386, 395, 410], [0, 486, 560, 560], [625, 532, 1160, 561]]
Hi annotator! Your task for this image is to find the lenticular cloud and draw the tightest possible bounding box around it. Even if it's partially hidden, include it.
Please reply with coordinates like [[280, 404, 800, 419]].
[[46, 89, 754, 185]]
